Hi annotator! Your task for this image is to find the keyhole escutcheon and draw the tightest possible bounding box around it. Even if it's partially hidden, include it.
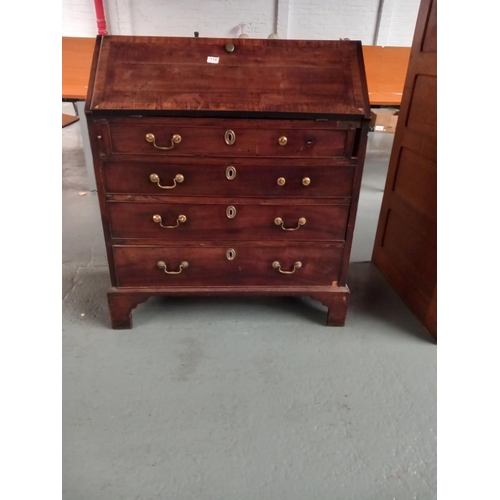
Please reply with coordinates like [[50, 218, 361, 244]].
[[226, 205, 237, 219], [224, 130, 236, 145], [226, 166, 237, 180]]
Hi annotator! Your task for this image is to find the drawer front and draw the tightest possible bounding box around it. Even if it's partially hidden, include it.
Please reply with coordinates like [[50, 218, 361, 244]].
[[107, 201, 350, 242], [103, 161, 355, 198], [113, 245, 343, 287], [106, 123, 351, 158]]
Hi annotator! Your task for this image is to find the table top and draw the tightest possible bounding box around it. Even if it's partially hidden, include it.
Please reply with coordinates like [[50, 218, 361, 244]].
[[62, 36, 410, 106], [62, 37, 96, 100], [362, 45, 411, 106]]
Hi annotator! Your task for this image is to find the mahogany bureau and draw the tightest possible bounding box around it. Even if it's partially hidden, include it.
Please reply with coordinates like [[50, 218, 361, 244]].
[[85, 35, 370, 329]]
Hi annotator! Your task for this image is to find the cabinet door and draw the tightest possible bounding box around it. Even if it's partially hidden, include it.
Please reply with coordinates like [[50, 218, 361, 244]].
[[372, 0, 437, 339]]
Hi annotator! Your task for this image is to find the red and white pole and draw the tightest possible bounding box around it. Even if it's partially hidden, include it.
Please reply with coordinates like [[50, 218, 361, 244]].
[[94, 0, 108, 35]]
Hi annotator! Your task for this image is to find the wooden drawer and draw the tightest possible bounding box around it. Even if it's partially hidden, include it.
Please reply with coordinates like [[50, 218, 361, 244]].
[[102, 161, 355, 198], [107, 201, 350, 242], [113, 244, 343, 287], [104, 119, 354, 158]]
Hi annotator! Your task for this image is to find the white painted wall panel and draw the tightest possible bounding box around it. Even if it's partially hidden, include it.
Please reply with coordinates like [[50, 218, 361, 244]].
[[288, 0, 379, 44], [62, 0, 97, 37], [61, 0, 420, 47]]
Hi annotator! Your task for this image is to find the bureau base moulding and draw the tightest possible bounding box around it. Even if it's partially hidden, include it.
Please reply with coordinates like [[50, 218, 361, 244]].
[[107, 286, 350, 330]]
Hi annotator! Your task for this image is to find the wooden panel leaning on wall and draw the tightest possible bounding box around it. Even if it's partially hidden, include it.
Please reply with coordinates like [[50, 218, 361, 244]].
[[372, 0, 437, 340]]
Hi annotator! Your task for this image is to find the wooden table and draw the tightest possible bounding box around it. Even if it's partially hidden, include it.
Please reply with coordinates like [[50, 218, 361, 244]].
[[362, 45, 411, 106], [62, 36, 95, 100], [62, 37, 97, 187], [62, 37, 95, 128]]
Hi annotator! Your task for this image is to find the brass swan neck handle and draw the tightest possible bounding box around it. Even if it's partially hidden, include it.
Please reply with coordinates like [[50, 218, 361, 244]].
[[145, 133, 182, 150]]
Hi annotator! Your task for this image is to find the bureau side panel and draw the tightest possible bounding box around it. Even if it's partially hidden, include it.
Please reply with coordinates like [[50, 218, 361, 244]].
[[338, 123, 370, 286], [86, 117, 118, 286]]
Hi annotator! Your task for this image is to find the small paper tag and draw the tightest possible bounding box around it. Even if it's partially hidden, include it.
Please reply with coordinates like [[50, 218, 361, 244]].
[[207, 56, 219, 64]]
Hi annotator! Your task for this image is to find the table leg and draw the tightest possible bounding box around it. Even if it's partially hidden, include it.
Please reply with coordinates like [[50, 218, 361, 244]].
[[75, 101, 97, 191]]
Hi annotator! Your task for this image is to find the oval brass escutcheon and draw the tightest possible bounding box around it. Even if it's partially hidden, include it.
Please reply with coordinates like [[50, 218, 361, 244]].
[[224, 130, 236, 145], [226, 166, 237, 180], [226, 205, 237, 219], [226, 248, 236, 260]]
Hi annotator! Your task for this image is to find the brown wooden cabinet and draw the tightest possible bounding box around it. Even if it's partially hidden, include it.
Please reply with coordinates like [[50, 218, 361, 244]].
[[85, 35, 370, 329], [372, 0, 437, 339]]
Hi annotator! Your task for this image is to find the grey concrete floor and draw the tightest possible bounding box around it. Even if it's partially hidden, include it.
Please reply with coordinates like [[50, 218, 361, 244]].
[[62, 105, 436, 500]]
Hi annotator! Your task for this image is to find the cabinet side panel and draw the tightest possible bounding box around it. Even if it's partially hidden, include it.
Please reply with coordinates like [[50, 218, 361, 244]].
[[338, 124, 369, 286], [87, 118, 117, 286]]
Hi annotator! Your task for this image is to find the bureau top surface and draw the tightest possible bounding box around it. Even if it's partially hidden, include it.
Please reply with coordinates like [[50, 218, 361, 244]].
[[86, 36, 370, 119]]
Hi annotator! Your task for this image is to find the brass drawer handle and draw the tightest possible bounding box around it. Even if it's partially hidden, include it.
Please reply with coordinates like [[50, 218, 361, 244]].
[[278, 136, 288, 146], [152, 214, 187, 229], [224, 130, 236, 145], [145, 133, 182, 150], [302, 177, 311, 186], [274, 217, 306, 231], [149, 173, 184, 189], [277, 177, 286, 186], [157, 260, 189, 274], [272, 261, 302, 274]]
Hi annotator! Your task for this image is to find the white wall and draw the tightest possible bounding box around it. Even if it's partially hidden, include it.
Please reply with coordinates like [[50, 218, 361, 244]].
[[62, 0, 420, 47], [62, 0, 97, 37], [115, 0, 275, 38], [377, 0, 421, 46], [289, 0, 379, 44]]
